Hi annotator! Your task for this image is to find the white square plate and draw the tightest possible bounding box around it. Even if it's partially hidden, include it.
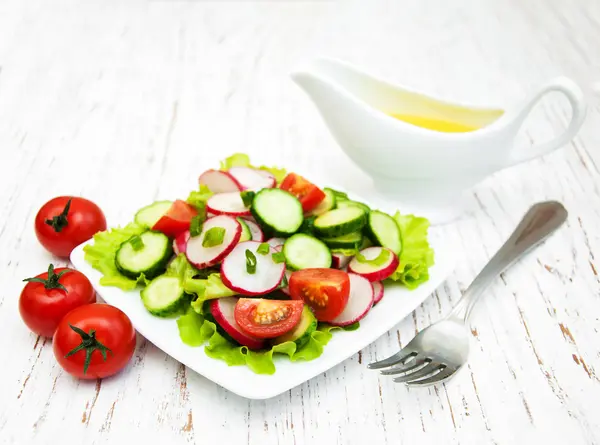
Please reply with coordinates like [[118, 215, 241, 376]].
[[70, 199, 454, 400]]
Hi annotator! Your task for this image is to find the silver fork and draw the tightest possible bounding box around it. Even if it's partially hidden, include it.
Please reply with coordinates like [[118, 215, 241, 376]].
[[368, 201, 568, 386]]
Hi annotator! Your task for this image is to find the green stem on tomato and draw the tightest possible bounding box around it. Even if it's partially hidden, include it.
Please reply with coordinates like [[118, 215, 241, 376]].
[[45, 198, 72, 233], [64, 324, 112, 375], [23, 264, 71, 292]]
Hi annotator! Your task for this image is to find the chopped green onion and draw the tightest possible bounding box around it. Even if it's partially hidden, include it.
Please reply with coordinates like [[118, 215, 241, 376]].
[[272, 251, 286, 264], [245, 249, 257, 274], [277, 272, 288, 290], [356, 248, 391, 267], [257, 243, 270, 255], [189, 215, 204, 237], [130, 235, 144, 251], [240, 191, 255, 208], [202, 227, 226, 247]]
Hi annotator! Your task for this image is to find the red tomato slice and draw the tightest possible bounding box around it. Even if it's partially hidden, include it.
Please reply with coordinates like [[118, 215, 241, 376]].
[[279, 173, 326, 213], [234, 298, 304, 339], [152, 200, 198, 237], [289, 268, 350, 322]]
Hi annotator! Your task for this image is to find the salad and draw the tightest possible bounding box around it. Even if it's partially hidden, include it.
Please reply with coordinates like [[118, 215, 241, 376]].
[[83, 153, 434, 374]]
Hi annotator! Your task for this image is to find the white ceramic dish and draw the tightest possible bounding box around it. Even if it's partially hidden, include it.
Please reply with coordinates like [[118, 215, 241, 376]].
[[69, 198, 455, 400]]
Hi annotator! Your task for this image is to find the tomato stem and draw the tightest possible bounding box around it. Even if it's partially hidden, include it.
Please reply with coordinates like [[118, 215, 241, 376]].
[[65, 324, 112, 375], [23, 263, 70, 291], [45, 198, 72, 232]]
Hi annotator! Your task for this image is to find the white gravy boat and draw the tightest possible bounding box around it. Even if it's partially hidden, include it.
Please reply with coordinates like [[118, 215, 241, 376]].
[[291, 58, 587, 223]]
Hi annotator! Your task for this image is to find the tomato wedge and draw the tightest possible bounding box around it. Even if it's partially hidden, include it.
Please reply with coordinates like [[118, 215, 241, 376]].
[[234, 298, 304, 339], [280, 173, 326, 212], [289, 268, 350, 322], [152, 200, 198, 237]]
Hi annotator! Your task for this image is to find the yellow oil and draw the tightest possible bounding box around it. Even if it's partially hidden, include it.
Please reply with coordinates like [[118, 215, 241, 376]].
[[388, 113, 479, 133]]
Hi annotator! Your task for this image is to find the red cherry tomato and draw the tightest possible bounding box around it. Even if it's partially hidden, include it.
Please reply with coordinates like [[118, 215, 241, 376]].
[[279, 173, 326, 213], [19, 264, 96, 337], [53, 304, 136, 379], [35, 196, 107, 258], [289, 268, 350, 322], [152, 200, 198, 238], [234, 298, 304, 338]]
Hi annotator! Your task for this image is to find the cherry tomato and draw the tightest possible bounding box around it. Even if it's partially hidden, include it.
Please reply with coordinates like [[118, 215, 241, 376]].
[[234, 298, 304, 338], [35, 196, 107, 258], [152, 200, 198, 238], [279, 173, 326, 213], [53, 304, 136, 379], [19, 264, 96, 337], [289, 268, 350, 322]]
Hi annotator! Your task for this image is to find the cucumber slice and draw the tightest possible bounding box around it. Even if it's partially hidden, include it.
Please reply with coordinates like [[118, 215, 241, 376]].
[[141, 276, 187, 317], [320, 231, 363, 250], [314, 207, 367, 238], [283, 234, 332, 270], [272, 305, 317, 348], [134, 201, 173, 228], [251, 189, 303, 236], [335, 199, 370, 214], [115, 231, 173, 279], [365, 210, 402, 255], [237, 217, 252, 242], [307, 188, 336, 216]]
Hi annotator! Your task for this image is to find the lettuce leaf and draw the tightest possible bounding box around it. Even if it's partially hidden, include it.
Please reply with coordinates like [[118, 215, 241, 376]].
[[387, 213, 435, 289], [219, 152, 287, 185], [83, 222, 149, 290], [176, 308, 358, 374]]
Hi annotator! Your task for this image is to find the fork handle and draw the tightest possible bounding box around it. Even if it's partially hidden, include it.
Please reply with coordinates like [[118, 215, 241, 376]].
[[448, 201, 568, 323]]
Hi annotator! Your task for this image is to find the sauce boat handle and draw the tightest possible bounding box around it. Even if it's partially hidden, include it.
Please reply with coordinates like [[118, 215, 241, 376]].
[[507, 77, 587, 166]]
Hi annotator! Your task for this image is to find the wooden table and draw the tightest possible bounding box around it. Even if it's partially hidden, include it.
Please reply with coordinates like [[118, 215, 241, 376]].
[[1, 1, 599, 443]]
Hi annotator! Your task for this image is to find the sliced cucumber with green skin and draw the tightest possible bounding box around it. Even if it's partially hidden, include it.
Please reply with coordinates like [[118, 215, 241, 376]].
[[283, 234, 332, 270], [365, 210, 402, 255], [335, 199, 370, 214], [314, 207, 367, 238], [141, 276, 187, 317], [320, 231, 363, 250], [307, 188, 336, 216], [134, 201, 173, 228], [237, 217, 252, 242], [251, 188, 303, 236], [271, 305, 317, 348], [115, 231, 173, 279]]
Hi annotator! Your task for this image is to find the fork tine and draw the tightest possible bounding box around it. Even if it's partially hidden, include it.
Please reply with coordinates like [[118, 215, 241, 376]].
[[405, 366, 456, 387], [367, 350, 416, 370], [393, 363, 443, 383], [380, 358, 429, 376]]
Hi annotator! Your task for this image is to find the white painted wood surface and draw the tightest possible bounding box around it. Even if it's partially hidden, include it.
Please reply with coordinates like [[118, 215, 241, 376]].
[[1, 0, 599, 443]]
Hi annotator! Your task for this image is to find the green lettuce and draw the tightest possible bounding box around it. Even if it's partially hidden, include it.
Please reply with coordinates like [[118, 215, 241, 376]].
[[219, 152, 287, 184], [387, 213, 435, 289], [176, 308, 359, 374], [83, 222, 149, 290]]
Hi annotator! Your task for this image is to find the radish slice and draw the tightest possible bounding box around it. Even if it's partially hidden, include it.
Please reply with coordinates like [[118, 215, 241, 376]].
[[372, 281, 384, 305], [185, 215, 241, 269], [199, 169, 243, 193], [173, 230, 190, 255], [332, 253, 352, 269], [280, 270, 293, 296], [206, 192, 251, 217], [209, 297, 264, 349], [255, 169, 276, 182], [330, 274, 374, 327], [221, 241, 285, 296], [228, 167, 276, 190], [266, 237, 286, 249], [243, 218, 264, 242], [348, 247, 399, 282]]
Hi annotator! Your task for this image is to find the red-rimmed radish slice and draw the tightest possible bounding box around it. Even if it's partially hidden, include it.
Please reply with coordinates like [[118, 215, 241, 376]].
[[199, 169, 243, 193], [255, 169, 276, 181], [372, 281, 384, 305], [266, 237, 286, 249], [330, 274, 374, 327], [173, 230, 190, 255], [221, 241, 285, 296], [280, 270, 293, 296], [228, 167, 276, 190], [209, 297, 264, 350], [347, 247, 399, 282], [206, 192, 251, 217], [185, 215, 241, 269], [243, 218, 264, 242], [332, 253, 352, 269]]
